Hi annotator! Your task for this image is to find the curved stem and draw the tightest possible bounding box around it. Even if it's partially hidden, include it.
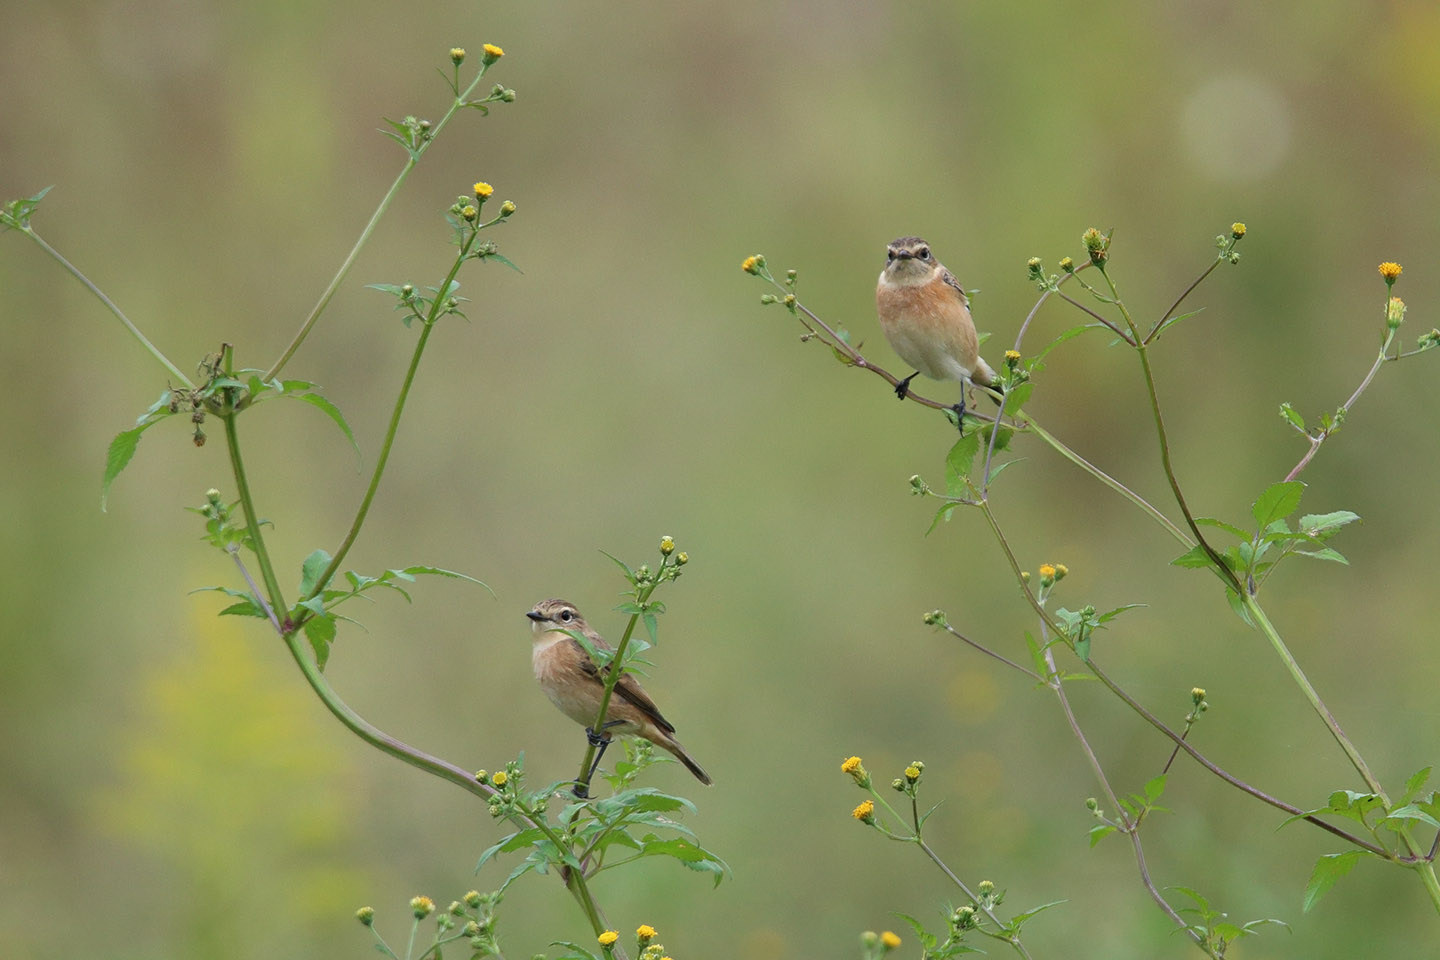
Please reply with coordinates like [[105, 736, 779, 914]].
[[1283, 328, 1396, 483], [22, 227, 193, 387]]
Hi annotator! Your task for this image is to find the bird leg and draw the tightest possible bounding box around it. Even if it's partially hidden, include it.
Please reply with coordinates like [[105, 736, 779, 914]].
[[951, 398, 967, 431], [895, 371, 919, 400], [573, 721, 628, 798]]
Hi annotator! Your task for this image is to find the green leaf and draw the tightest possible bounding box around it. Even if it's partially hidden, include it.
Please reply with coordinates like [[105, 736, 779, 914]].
[[101, 410, 171, 510], [1195, 516, 1250, 540], [1279, 401, 1306, 432], [1298, 511, 1361, 541], [1224, 588, 1253, 625], [219, 599, 266, 618], [299, 549, 334, 596], [1302, 851, 1361, 912], [1002, 382, 1033, 415], [1144, 774, 1168, 802], [1171, 544, 1215, 569], [1008, 899, 1068, 929], [304, 614, 336, 671], [1379, 803, 1440, 830], [925, 501, 963, 536], [1088, 824, 1116, 847], [1035, 324, 1090, 363], [1252, 481, 1305, 529], [1295, 547, 1348, 564], [1150, 307, 1205, 341], [290, 392, 361, 462], [1403, 766, 1433, 802], [1097, 603, 1146, 624], [945, 432, 980, 496]]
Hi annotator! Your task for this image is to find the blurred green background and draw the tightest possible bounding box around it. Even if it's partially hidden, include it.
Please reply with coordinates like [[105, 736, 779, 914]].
[[3, 2, 1438, 957]]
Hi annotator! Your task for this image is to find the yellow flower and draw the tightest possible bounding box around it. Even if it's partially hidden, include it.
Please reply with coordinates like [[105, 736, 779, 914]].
[[660, 536, 675, 555], [474, 769, 488, 782], [461, 205, 478, 221], [1054, 563, 1068, 580], [598, 930, 619, 947], [852, 799, 875, 823], [1379, 261, 1402, 282], [1038, 563, 1056, 582], [491, 770, 508, 787], [356, 906, 375, 925], [449, 48, 466, 64], [904, 764, 921, 782], [411, 896, 435, 918], [742, 255, 761, 275], [675, 551, 689, 565], [636, 924, 657, 941], [474, 181, 494, 200], [1231, 222, 1247, 239], [841, 756, 862, 774], [1191, 687, 1206, 703], [482, 43, 505, 63], [1059, 255, 1075, 272], [881, 931, 902, 949]]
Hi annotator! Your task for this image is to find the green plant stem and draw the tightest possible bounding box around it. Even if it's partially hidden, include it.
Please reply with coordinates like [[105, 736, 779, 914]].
[[1146, 257, 1222, 345], [1284, 327, 1397, 482], [223, 415, 287, 621], [263, 64, 501, 381], [404, 917, 420, 960], [1108, 277, 1238, 591], [574, 569, 666, 795], [21, 227, 193, 387], [1241, 594, 1381, 790], [1016, 414, 1191, 547]]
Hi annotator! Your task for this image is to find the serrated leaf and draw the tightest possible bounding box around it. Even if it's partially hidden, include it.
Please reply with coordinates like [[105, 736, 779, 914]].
[[1171, 544, 1216, 569], [1088, 824, 1116, 847], [1403, 766, 1433, 801], [1302, 851, 1361, 912], [1298, 511, 1360, 540], [1144, 774, 1168, 802], [289, 392, 361, 463], [1009, 899, 1067, 927], [1002, 382, 1032, 415], [1252, 481, 1305, 529], [299, 549, 334, 596], [101, 414, 170, 510], [1279, 402, 1306, 431], [304, 614, 336, 670], [945, 432, 980, 496], [986, 458, 1024, 484], [1295, 547, 1348, 564], [1150, 307, 1205, 340], [218, 599, 266, 618], [1379, 803, 1440, 829], [925, 501, 963, 536]]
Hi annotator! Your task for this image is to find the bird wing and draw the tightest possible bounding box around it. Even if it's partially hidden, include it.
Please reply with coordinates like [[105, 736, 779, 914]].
[[570, 638, 676, 734], [940, 268, 970, 307]]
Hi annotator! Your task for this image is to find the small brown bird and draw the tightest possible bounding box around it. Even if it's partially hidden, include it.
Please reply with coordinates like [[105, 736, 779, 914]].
[[875, 236, 998, 422], [526, 599, 712, 786]]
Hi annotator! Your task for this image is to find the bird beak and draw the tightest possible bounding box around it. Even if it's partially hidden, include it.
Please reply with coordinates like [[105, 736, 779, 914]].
[[526, 610, 548, 622], [895, 251, 912, 260]]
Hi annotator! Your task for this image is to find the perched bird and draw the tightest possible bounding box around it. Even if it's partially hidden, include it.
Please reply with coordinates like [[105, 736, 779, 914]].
[[875, 236, 998, 422], [526, 598, 712, 787]]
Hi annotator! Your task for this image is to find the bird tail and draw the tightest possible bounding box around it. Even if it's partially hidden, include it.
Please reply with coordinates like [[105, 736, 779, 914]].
[[971, 357, 1003, 406], [660, 735, 713, 785]]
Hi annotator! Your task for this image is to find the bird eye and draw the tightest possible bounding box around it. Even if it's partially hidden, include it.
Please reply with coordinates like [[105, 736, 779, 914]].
[[559, 609, 573, 622], [918, 248, 930, 260], [886, 250, 896, 261]]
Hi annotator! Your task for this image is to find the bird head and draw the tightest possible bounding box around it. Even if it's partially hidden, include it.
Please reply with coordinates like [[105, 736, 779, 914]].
[[883, 236, 937, 284]]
